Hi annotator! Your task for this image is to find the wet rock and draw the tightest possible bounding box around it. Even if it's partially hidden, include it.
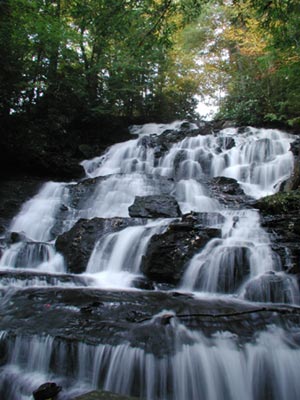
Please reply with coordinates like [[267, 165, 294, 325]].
[[73, 391, 139, 400], [55, 217, 146, 274], [131, 276, 155, 290], [193, 246, 252, 293], [290, 137, 300, 157], [173, 150, 188, 177], [216, 136, 235, 150], [134, 120, 225, 157], [141, 221, 221, 285], [221, 120, 236, 129], [8, 231, 28, 244], [67, 176, 105, 210], [210, 176, 251, 208], [1, 287, 298, 352], [33, 382, 62, 400], [244, 272, 298, 303], [211, 177, 245, 196], [67, 174, 175, 211], [259, 212, 300, 274], [128, 195, 181, 218], [282, 158, 300, 191], [182, 212, 225, 227], [255, 191, 300, 274]]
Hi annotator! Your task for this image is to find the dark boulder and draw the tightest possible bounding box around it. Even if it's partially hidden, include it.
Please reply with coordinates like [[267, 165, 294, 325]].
[[55, 217, 146, 274], [128, 195, 181, 218], [211, 177, 245, 196], [210, 176, 251, 208], [33, 382, 62, 400], [216, 136, 235, 151], [141, 220, 221, 285], [8, 231, 28, 244]]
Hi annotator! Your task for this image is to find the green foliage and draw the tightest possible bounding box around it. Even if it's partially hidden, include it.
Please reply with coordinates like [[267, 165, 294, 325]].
[[216, 0, 300, 126], [0, 0, 205, 121], [255, 190, 300, 214]]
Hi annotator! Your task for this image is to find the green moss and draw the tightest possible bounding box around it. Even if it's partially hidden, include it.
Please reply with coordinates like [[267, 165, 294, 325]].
[[255, 190, 300, 214]]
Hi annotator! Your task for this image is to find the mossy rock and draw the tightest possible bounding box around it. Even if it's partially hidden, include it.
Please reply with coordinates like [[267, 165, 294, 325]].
[[255, 190, 300, 214], [73, 390, 139, 400]]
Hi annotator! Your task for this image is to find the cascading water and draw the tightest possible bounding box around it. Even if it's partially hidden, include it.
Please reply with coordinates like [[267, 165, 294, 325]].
[[181, 209, 281, 294], [9, 181, 68, 242], [85, 220, 169, 288], [0, 122, 299, 400]]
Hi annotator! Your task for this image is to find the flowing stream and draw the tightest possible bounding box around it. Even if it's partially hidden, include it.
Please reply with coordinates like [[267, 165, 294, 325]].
[[0, 123, 299, 399]]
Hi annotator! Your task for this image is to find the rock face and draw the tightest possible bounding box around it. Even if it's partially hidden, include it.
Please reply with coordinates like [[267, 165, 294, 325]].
[[0, 286, 297, 353], [210, 176, 251, 208], [55, 217, 146, 274], [255, 191, 300, 274], [141, 218, 221, 285], [128, 195, 181, 218]]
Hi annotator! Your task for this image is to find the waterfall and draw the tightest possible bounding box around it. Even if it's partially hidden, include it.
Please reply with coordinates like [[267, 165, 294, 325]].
[[0, 122, 299, 400], [1, 321, 300, 400], [9, 181, 68, 242], [181, 209, 279, 293], [85, 219, 169, 288]]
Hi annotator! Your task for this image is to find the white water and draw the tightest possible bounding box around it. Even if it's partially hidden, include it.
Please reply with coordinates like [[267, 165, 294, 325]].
[[218, 127, 294, 198], [0, 124, 297, 292], [79, 174, 168, 219], [85, 219, 169, 288], [2, 321, 300, 400], [9, 182, 67, 242], [181, 209, 281, 294], [0, 122, 299, 400], [129, 120, 198, 136], [0, 241, 65, 273]]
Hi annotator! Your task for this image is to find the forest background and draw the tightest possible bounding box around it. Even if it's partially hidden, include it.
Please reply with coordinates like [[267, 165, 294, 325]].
[[0, 0, 299, 177]]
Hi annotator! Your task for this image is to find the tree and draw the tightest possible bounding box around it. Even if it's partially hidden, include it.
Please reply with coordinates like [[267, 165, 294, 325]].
[[0, 0, 207, 121]]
